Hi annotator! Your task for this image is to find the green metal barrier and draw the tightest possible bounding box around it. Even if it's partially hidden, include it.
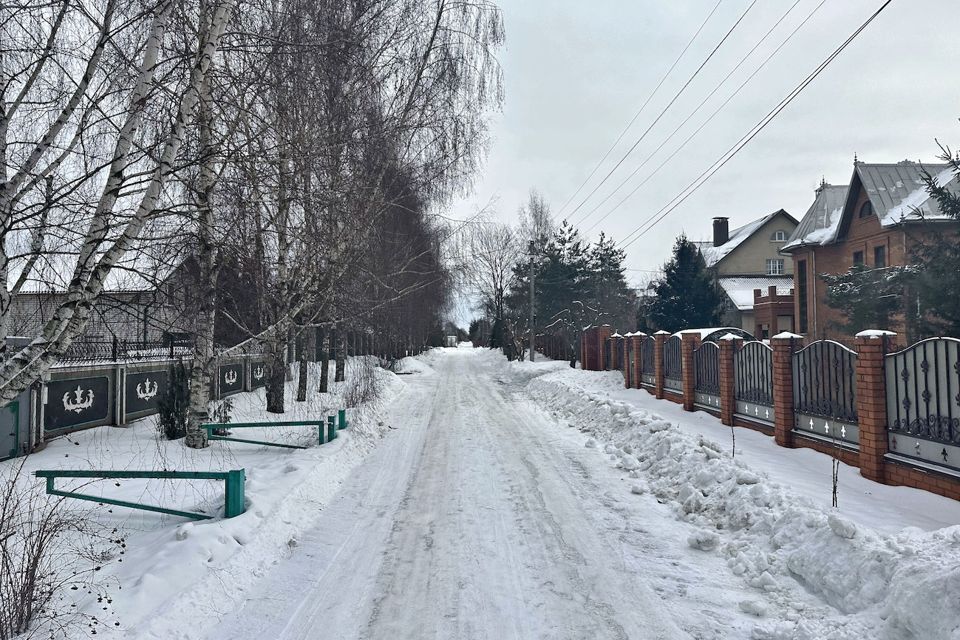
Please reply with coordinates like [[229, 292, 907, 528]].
[[201, 412, 347, 450], [34, 469, 246, 521]]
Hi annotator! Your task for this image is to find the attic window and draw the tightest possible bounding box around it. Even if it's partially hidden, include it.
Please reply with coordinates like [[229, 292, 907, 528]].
[[858, 201, 873, 218], [770, 230, 787, 242]]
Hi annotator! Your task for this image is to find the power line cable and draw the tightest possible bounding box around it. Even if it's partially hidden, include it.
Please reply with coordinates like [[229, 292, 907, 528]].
[[554, 0, 723, 219], [566, 0, 759, 225], [618, 0, 895, 251], [580, 0, 807, 234]]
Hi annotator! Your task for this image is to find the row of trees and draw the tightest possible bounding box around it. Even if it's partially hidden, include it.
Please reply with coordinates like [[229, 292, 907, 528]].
[[1, 0, 504, 448], [463, 191, 636, 363]]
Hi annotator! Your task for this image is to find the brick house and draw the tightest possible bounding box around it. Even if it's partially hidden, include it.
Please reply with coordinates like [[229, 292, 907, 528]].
[[696, 210, 798, 335], [783, 160, 960, 341]]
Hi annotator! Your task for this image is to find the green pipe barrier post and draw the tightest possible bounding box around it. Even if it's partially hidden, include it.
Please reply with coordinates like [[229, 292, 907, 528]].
[[34, 469, 246, 520], [326, 415, 337, 442], [338, 409, 347, 430]]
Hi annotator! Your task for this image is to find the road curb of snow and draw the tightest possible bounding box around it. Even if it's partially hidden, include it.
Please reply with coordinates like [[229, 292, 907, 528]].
[[516, 364, 960, 640]]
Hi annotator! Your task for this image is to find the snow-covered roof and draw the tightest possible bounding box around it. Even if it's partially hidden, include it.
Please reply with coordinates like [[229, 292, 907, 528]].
[[785, 162, 959, 251], [717, 276, 793, 311], [698, 210, 793, 268], [858, 162, 958, 226], [782, 184, 848, 250]]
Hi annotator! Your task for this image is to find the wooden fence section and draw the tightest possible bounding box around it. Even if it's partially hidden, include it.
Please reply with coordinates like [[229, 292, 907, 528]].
[[581, 327, 960, 502]]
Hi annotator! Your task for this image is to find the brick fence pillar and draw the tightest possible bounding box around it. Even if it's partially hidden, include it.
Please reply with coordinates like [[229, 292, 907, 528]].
[[855, 331, 894, 483], [631, 334, 644, 389], [718, 336, 739, 426], [596, 325, 612, 371], [771, 333, 801, 448], [681, 333, 700, 412], [654, 331, 669, 399]]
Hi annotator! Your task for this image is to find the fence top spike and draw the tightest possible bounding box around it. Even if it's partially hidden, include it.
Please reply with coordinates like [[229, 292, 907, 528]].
[[771, 331, 803, 340], [855, 329, 897, 339]]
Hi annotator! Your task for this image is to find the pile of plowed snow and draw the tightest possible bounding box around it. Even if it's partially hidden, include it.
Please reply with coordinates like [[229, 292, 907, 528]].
[[514, 364, 960, 640]]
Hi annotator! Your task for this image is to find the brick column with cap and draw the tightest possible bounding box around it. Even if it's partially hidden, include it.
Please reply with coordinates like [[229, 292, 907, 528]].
[[681, 332, 700, 412], [855, 331, 894, 483], [596, 325, 612, 371], [718, 336, 741, 426], [771, 333, 802, 448], [654, 331, 669, 399]]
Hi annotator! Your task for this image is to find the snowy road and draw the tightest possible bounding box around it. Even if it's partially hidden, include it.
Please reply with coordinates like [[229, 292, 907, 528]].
[[207, 349, 756, 640]]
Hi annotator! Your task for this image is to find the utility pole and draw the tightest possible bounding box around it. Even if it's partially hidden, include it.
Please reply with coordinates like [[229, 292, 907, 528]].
[[528, 239, 536, 362]]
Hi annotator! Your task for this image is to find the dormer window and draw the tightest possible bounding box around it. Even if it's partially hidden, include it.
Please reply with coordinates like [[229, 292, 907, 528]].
[[858, 201, 873, 218], [770, 230, 787, 242]]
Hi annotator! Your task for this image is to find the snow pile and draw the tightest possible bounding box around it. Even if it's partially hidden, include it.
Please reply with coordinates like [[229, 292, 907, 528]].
[[514, 364, 960, 640]]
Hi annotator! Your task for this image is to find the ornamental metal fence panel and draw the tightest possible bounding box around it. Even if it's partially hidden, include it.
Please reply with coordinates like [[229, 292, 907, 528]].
[[792, 340, 859, 446], [694, 341, 720, 410], [734, 341, 774, 424], [663, 335, 682, 393], [641, 335, 656, 386], [885, 337, 960, 471]]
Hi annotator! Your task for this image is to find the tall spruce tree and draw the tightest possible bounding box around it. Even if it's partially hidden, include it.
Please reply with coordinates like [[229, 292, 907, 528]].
[[647, 235, 724, 332], [587, 232, 635, 330]]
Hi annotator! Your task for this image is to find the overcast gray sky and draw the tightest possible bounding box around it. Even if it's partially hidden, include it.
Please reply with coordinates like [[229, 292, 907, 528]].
[[451, 0, 960, 290]]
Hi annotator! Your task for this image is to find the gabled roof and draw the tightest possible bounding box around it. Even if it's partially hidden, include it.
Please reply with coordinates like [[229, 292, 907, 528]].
[[786, 162, 960, 252], [782, 183, 848, 251], [698, 209, 797, 268], [850, 161, 958, 226]]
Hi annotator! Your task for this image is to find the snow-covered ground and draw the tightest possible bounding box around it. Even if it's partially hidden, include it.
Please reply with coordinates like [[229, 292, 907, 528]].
[[518, 355, 960, 639], [2, 358, 402, 639], [8, 347, 960, 639]]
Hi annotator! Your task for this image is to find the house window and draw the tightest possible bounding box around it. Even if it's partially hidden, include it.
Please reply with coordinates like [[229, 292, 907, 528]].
[[797, 260, 808, 333], [766, 259, 784, 275], [874, 245, 886, 268], [858, 201, 873, 218], [770, 230, 787, 242], [853, 251, 864, 266]]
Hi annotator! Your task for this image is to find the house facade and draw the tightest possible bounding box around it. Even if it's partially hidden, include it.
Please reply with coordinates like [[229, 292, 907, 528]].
[[697, 209, 798, 336], [783, 161, 960, 341]]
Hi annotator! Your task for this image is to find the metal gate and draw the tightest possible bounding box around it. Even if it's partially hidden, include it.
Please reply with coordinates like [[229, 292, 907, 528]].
[[793, 340, 859, 446], [641, 335, 656, 386], [734, 341, 774, 424], [885, 337, 960, 471], [0, 401, 19, 460], [694, 341, 720, 410], [663, 335, 682, 393]]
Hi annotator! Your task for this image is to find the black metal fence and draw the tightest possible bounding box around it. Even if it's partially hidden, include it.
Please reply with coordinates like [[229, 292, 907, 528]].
[[735, 341, 773, 422], [694, 341, 720, 411], [59, 337, 193, 364], [885, 338, 960, 469], [641, 335, 655, 385], [663, 335, 682, 392], [793, 340, 859, 445]]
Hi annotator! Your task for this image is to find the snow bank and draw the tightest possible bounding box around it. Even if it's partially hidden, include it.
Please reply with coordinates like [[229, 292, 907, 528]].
[[506, 361, 960, 640]]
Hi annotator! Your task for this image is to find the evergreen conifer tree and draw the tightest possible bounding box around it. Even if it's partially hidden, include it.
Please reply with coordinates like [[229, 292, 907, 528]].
[[647, 234, 724, 332]]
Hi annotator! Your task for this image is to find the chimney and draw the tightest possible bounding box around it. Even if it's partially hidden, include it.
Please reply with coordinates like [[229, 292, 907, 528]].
[[712, 217, 729, 247]]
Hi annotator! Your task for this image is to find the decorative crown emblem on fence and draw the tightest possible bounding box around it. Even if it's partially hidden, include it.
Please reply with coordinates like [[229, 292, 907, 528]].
[[63, 386, 94, 414], [136, 378, 159, 400], [224, 370, 239, 386], [253, 365, 265, 381]]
